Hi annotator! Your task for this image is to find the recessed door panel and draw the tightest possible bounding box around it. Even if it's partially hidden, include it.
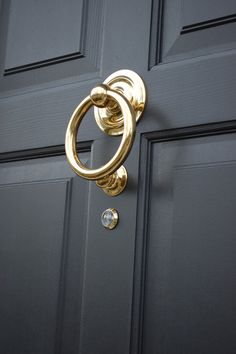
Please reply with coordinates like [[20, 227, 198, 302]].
[[140, 132, 236, 354], [0, 153, 89, 354]]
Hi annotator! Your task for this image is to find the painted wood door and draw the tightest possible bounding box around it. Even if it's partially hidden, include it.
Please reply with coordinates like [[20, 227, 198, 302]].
[[0, 1, 236, 354]]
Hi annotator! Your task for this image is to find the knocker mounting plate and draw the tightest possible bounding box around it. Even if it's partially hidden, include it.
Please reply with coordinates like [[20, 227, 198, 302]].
[[94, 70, 146, 136]]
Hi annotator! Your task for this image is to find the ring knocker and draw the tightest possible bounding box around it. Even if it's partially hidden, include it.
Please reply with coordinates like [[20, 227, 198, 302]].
[[65, 70, 146, 196]]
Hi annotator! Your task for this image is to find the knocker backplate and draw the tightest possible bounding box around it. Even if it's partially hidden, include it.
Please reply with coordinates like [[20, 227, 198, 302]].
[[94, 69, 146, 136]]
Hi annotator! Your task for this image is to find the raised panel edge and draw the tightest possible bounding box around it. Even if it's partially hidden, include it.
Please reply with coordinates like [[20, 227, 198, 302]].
[[130, 119, 236, 354]]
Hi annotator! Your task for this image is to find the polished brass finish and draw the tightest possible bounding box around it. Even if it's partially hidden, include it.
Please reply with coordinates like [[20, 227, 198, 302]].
[[101, 208, 119, 230], [65, 70, 146, 196], [94, 70, 146, 136], [96, 166, 127, 196], [65, 84, 135, 196]]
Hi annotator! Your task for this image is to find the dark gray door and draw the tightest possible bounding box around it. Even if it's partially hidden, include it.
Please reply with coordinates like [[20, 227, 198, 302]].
[[0, 1, 236, 354]]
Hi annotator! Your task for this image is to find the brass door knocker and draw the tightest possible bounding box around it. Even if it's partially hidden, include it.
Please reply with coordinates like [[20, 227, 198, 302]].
[[65, 70, 146, 196]]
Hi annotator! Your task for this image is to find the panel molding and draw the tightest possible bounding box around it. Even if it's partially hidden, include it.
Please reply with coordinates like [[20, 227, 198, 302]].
[[149, 0, 164, 68], [0, 141, 92, 163], [181, 13, 236, 34], [130, 119, 236, 354], [149, 0, 236, 68], [54, 178, 72, 354], [4, 52, 84, 76]]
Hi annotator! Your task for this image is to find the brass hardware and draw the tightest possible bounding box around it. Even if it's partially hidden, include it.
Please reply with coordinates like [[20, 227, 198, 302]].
[[96, 165, 127, 197], [101, 208, 119, 230], [65, 70, 146, 196], [94, 70, 146, 136]]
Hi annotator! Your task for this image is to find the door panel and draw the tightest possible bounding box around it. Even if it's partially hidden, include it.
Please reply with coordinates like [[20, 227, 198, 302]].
[[0, 0, 236, 353], [4, 0, 84, 70], [156, 0, 236, 63], [0, 0, 103, 88], [0, 153, 89, 354], [137, 131, 236, 354]]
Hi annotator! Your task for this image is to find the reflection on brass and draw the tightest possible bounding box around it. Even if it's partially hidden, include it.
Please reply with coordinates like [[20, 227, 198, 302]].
[[65, 70, 146, 196], [94, 70, 146, 136], [96, 166, 127, 196]]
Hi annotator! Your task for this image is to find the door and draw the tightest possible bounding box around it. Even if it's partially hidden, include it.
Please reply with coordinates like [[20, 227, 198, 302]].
[[0, 1, 236, 354]]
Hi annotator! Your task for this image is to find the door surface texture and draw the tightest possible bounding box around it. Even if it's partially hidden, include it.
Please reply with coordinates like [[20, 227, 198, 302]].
[[0, 1, 236, 354]]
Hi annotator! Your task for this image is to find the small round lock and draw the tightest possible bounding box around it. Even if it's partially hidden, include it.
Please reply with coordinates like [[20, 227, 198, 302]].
[[101, 208, 119, 230]]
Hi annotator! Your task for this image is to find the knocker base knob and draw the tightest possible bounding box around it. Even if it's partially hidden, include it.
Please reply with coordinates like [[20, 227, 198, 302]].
[[96, 166, 127, 196]]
